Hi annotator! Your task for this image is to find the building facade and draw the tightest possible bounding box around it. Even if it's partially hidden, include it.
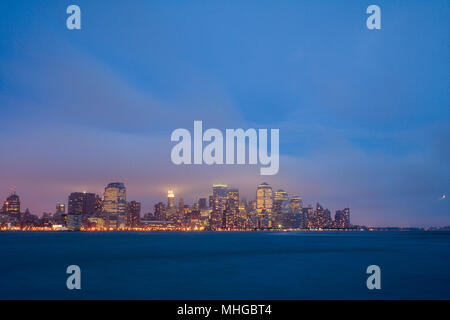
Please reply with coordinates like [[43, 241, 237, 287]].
[[103, 182, 127, 228], [2, 193, 20, 215]]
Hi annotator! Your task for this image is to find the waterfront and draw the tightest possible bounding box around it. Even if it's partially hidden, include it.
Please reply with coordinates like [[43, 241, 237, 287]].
[[0, 231, 449, 299]]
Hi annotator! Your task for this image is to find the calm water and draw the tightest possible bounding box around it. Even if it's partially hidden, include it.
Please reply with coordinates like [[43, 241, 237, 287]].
[[0, 231, 449, 299]]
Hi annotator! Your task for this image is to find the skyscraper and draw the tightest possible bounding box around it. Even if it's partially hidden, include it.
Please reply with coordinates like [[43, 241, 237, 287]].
[[53, 203, 67, 225], [126, 201, 141, 227], [178, 198, 184, 214], [212, 184, 228, 211], [66, 213, 82, 231], [334, 208, 351, 228], [289, 196, 302, 213], [225, 188, 239, 228], [256, 183, 273, 214], [154, 202, 166, 221], [68, 192, 98, 217], [308, 203, 332, 229], [211, 184, 228, 229], [226, 188, 239, 211], [208, 195, 214, 209], [167, 190, 175, 208], [343, 207, 351, 226], [273, 190, 289, 214], [56, 203, 65, 215], [198, 198, 207, 210], [167, 190, 177, 220], [2, 193, 20, 215], [273, 190, 289, 228], [103, 182, 126, 228], [256, 183, 273, 228], [68, 192, 99, 228]]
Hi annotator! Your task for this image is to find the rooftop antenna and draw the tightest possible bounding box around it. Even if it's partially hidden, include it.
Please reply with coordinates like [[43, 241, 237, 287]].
[[10, 186, 16, 195]]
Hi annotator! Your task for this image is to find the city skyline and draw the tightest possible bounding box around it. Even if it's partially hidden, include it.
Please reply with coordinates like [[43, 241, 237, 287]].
[[1, 180, 358, 231], [1, 181, 341, 217], [0, 179, 447, 229]]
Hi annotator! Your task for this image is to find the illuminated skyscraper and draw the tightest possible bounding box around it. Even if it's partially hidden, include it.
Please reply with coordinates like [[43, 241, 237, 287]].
[[198, 198, 207, 210], [334, 208, 351, 228], [154, 202, 166, 221], [226, 188, 239, 211], [303, 205, 314, 228], [211, 184, 227, 229], [274, 190, 288, 202], [272, 190, 289, 228], [178, 198, 184, 213], [273, 190, 289, 214], [167, 190, 177, 220], [343, 208, 350, 225], [68, 191, 100, 228], [126, 201, 141, 227], [2, 193, 20, 215], [56, 203, 65, 215], [212, 184, 228, 211], [66, 213, 82, 231], [308, 203, 332, 229], [289, 195, 302, 215], [256, 182, 273, 214], [208, 195, 214, 209], [167, 190, 175, 208], [103, 182, 127, 227], [256, 183, 273, 228], [68, 192, 98, 217], [225, 188, 239, 229]]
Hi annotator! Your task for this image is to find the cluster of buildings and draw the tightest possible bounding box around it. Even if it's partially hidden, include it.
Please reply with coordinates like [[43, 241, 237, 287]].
[[0, 182, 353, 232]]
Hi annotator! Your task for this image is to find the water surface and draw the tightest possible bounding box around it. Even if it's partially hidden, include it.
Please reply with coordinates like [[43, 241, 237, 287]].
[[0, 231, 449, 299]]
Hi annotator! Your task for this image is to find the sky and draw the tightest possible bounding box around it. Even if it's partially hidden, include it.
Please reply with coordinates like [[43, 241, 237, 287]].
[[0, 1, 449, 227]]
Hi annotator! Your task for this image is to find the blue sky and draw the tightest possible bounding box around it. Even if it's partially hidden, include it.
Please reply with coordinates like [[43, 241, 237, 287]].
[[0, 1, 449, 226]]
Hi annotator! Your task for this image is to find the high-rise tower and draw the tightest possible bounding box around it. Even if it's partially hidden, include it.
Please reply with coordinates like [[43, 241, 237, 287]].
[[103, 182, 126, 228], [2, 193, 20, 215], [256, 183, 273, 214]]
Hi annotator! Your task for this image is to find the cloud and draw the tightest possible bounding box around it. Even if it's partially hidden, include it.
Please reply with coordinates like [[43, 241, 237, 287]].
[[0, 22, 448, 227], [0, 34, 242, 135]]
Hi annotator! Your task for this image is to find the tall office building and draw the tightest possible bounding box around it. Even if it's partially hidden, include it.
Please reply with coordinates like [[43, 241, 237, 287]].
[[212, 184, 228, 211], [256, 182, 273, 214], [103, 182, 126, 228], [178, 198, 184, 214], [208, 195, 214, 209], [343, 208, 351, 226], [210, 184, 228, 228], [308, 203, 332, 229], [273, 190, 289, 213], [126, 201, 141, 227], [198, 198, 207, 210], [226, 188, 239, 211], [154, 202, 166, 221], [2, 193, 20, 215], [289, 196, 302, 213], [256, 183, 273, 228], [167, 190, 177, 220], [167, 190, 175, 208], [66, 213, 82, 231], [274, 190, 288, 201], [334, 208, 351, 228], [272, 190, 288, 228], [67, 192, 99, 228], [52, 203, 66, 225], [56, 203, 65, 215], [303, 205, 314, 229], [68, 192, 98, 217], [224, 188, 239, 228]]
